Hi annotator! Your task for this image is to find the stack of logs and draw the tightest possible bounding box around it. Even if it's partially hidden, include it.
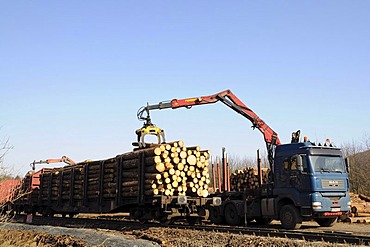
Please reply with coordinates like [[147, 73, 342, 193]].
[[349, 192, 370, 216], [133, 140, 211, 197], [38, 140, 211, 202], [39, 165, 85, 201], [230, 167, 270, 191]]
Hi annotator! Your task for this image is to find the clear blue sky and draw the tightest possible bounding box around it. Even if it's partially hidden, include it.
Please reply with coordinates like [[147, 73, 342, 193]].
[[1, 1, 369, 176]]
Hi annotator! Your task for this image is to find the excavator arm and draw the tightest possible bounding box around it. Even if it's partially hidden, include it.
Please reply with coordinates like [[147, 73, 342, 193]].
[[137, 89, 280, 167]]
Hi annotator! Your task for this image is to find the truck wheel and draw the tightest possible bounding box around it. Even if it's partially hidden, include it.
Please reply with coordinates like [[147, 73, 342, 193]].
[[209, 207, 224, 224], [279, 204, 302, 230], [315, 217, 337, 227], [224, 204, 241, 226]]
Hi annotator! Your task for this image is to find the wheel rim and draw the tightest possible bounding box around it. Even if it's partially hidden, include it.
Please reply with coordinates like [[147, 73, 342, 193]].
[[283, 211, 293, 225], [225, 204, 240, 225], [230, 210, 235, 219]]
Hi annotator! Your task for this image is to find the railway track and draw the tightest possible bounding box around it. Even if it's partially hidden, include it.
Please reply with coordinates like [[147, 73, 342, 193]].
[[178, 224, 370, 245], [11, 214, 370, 245]]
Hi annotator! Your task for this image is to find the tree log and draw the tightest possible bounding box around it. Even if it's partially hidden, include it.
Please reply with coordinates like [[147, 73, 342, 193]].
[[359, 194, 370, 202], [187, 155, 197, 166]]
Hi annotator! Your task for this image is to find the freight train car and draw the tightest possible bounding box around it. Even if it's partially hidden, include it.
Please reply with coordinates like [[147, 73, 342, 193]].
[[11, 141, 220, 224], [0, 179, 21, 214]]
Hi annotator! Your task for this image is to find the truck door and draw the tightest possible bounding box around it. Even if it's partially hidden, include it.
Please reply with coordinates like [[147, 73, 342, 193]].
[[287, 155, 311, 193], [276, 154, 311, 207]]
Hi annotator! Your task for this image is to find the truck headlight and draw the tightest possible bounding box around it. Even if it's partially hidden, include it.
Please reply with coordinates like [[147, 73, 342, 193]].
[[312, 201, 322, 210], [177, 195, 187, 205], [347, 201, 351, 208], [212, 197, 222, 206]]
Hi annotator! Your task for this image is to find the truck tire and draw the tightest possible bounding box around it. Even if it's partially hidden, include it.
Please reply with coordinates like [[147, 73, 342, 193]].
[[224, 204, 241, 226], [315, 217, 337, 227], [279, 204, 302, 230], [209, 207, 224, 224]]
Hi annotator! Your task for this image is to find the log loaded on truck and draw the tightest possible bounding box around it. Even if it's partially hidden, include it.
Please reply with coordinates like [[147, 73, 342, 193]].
[[137, 89, 351, 229]]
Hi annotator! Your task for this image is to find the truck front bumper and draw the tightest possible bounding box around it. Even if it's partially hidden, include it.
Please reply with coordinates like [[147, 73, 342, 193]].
[[311, 192, 350, 217]]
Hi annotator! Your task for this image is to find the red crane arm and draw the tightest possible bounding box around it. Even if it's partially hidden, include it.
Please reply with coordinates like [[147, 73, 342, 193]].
[[170, 89, 281, 146], [45, 156, 76, 165], [31, 156, 76, 171], [138, 89, 281, 166]]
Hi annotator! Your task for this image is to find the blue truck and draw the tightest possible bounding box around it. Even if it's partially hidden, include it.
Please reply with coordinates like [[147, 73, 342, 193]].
[[137, 89, 351, 229], [208, 141, 351, 229]]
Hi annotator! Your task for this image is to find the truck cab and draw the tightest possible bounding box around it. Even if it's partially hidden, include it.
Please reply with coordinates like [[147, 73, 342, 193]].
[[271, 142, 351, 229]]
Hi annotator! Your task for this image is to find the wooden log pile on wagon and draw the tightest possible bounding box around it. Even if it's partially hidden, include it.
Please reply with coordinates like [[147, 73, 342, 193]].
[[230, 167, 270, 191], [38, 140, 211, 204], [137, 141, 211, 197]]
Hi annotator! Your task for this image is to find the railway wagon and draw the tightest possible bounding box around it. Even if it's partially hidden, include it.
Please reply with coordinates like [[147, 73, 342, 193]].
[[13, 143, 218, 223], [0, 179, 21, 214]]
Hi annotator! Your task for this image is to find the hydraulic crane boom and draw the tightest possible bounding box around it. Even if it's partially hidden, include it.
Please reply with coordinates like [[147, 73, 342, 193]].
[[137, 89, 280, 166], [30, 156, 76, 171]]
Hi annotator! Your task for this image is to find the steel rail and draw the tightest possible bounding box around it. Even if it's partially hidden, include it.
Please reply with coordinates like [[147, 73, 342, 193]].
[[175, 224, 370, 245]]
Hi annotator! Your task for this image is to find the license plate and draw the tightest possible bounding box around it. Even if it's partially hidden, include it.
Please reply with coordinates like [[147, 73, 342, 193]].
[[331, 207, 340, 212]]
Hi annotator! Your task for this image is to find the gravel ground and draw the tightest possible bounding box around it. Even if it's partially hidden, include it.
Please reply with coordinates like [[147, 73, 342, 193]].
[[0, 222, 159, 247]]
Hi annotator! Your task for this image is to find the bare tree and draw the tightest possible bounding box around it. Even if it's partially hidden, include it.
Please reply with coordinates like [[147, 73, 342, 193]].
[[341, 135, 370, 196], [227, 153, 256, 171], [0, 131, 14, 181]]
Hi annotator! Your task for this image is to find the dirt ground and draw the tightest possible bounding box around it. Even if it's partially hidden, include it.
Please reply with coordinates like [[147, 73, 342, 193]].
[[1, 221, 369, 247], [0, 228, 87, 247], [130, 227, 361, 247]]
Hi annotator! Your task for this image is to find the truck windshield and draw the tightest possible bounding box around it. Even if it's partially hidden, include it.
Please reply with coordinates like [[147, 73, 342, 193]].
[[310, 156, 346, 173]]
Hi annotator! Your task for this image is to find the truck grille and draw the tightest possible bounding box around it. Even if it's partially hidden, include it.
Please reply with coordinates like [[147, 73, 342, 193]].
[[321, 179, 345, 189]]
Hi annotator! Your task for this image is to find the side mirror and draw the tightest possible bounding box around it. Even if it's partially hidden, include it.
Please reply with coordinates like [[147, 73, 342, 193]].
[[291, 154, 304, 172], [345, 157, 350, 173], [296, 155, 304, 172]]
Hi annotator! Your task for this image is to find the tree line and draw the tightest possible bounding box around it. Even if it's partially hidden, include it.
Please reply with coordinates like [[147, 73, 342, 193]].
[[342, 134, 370, 196]]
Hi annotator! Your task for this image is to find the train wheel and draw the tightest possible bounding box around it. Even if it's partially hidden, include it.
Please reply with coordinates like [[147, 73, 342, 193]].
[[69, 213, 75, 218], [160, 217, 175, 225], [279, 204, 302, 230], [139, 218, 148, 225], [9, 209, 15, 217], [224, 204, 241, 226], [62, 213, 66, 218], [41, 209, 49, 217], [209, 207, 224, 224], [187, 217, 200, 225]]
